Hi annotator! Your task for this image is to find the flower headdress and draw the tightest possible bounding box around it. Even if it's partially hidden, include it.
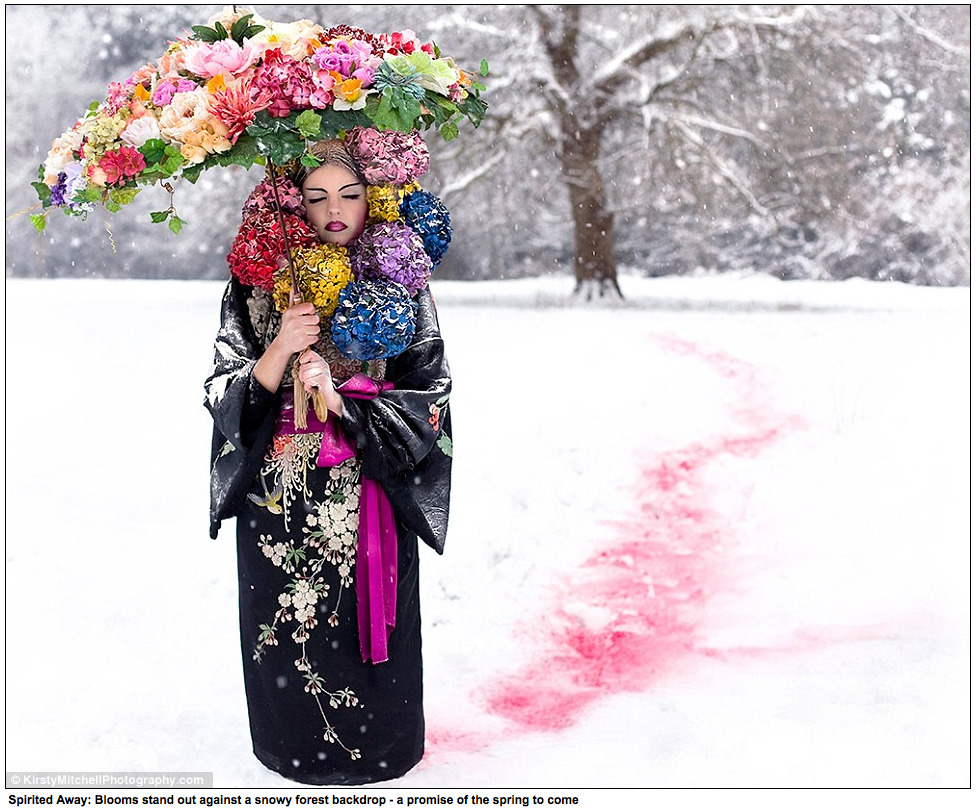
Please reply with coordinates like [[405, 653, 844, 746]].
[[230, 130, 450, 364]]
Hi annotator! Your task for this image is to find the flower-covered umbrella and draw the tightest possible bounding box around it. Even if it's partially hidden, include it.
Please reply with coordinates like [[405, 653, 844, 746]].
[[32, 8, 487, 236], [31, 6, 488, 422]]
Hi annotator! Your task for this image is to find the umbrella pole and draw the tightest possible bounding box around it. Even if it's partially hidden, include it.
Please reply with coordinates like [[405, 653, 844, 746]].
[[267, 162, 329, 428]]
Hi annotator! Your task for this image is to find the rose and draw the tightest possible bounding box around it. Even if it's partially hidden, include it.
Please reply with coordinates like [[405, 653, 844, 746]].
[[120, 115, 161, 149]]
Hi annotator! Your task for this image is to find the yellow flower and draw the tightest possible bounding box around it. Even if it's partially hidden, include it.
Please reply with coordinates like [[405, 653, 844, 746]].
[[366, 185, 401, 222], [206, 74, 227, 94], [337, 77, 363, 103], [273, 245, 354, 318]]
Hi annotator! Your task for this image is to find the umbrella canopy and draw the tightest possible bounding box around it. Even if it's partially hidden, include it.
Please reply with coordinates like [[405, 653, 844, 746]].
[[30, 8, 488, 234]]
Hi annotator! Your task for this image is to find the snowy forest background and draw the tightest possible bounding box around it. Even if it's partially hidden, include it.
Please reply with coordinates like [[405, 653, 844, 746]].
[[3, 4, 972, 289]]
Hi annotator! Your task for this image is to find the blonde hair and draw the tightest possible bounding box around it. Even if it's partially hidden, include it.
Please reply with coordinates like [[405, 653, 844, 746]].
[[294, 138, 367, 188]]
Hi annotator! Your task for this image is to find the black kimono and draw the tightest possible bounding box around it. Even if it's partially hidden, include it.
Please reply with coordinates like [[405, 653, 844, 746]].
[[204, 278, 452, 785]]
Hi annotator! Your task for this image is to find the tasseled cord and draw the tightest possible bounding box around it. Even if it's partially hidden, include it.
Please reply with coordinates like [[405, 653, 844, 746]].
[[268, 163, 329, 429]]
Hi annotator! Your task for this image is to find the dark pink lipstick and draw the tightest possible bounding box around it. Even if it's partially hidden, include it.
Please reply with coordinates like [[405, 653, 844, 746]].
[[326, 221, 347, 232]]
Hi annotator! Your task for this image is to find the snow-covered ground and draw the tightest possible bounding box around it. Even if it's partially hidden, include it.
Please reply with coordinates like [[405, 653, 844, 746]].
[[4, 274, 971, 795]]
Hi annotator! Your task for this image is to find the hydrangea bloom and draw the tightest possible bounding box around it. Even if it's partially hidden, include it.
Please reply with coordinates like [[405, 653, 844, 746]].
[[243, 176, 305, 218], [227, 210, 320, 290], [400, 191, 452, 265], [272, 244, 354, 317], [350, 221, 432, 294], [99, 146, 146, 185], [330, 278, 418, 361], [344, 127, 429, 185]]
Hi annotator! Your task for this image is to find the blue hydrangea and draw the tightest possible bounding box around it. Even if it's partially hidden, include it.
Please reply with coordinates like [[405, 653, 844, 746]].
[[330, 278, 418, 361], [400, 191, 453, 266]]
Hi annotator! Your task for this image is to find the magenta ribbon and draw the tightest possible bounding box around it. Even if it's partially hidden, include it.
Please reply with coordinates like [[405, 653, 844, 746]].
[[312, 374, 398, 665]]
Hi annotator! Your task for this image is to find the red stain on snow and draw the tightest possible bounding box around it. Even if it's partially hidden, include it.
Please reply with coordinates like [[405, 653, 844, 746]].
[[432, 334, 809, 750], [470, 334, 809, 733]]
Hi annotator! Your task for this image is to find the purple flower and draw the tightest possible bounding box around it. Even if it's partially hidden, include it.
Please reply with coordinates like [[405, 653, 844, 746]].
[[350, 222, 433, 295]]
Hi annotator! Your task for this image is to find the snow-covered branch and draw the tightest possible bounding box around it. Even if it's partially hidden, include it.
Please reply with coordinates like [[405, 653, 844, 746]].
[[888, 5, 970, 58]]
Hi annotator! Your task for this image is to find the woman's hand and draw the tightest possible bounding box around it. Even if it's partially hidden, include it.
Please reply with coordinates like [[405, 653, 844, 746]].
[[253, 302, 322, 394], [274, 301, 320, 356], [296, 349, 343, 416]]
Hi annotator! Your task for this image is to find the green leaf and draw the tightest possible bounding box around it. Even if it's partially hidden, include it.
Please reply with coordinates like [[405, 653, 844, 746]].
[[149, 210, 169, 224], [300, 151, 322, 168], [161, 146, 185, 175], [480, 59, 490, 77], [295, 109, 323, 140], [78, 186, 103, 203], [109, 186, 140, 207], [30, 213, 47, 233], [138, 138, 167, 165], [168, 215, 185, 235], [182, 163, 204, 184], [230, 13, 253, 42], [190, 24, 221, 43], [31, 180, 52, 206], [367, 88, 421, 132], [214, 21, 229, 40], [437, 433, 453, 458], [241, 24, 265, 41], [216, 135, 261, 168], [461, 96, 489, 128], [440, 120, 459, 141], [317, 107, 369, 139]]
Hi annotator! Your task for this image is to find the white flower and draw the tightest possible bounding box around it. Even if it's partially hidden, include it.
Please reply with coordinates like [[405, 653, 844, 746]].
[[120, 115, 161, 148]]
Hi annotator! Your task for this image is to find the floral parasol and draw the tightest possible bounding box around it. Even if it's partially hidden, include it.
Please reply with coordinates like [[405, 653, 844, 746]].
[[31, 7, 488, 234]]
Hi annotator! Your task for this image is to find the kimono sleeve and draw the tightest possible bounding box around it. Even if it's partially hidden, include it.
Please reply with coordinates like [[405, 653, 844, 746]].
[[338, 286, 453, 553], [204, 278, 281, 538]]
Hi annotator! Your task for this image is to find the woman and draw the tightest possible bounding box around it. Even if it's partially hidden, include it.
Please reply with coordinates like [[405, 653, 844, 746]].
[[204, 138, 452, 785]]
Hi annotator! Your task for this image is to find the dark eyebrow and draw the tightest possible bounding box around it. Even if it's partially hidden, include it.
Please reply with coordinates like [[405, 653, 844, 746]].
[[304, 182, 364, 194]]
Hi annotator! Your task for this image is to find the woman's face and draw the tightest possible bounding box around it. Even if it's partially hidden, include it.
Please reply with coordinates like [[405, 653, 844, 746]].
[[301, 163, 368, 246]]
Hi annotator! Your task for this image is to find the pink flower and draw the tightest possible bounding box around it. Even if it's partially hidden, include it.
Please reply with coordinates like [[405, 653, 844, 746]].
[[344, 127, 430, 185], [152, 79, 198, 107], [208, 76, 273, 144], [253, 48, 316, 117], [104, 81, 132, 116], [183, 39, 262, 80], [98, 146, 146, 185]]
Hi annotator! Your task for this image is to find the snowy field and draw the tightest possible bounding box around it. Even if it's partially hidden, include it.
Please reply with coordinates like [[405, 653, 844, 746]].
[[4, 274, 971, 797]]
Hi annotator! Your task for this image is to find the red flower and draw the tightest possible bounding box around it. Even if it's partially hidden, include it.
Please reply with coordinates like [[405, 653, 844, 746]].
[[99, 146, 146, 185], [227, 210, 319, 290]]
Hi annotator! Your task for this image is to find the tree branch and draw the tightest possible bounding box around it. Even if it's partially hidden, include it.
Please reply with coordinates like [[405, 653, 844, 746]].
[[888, 5, 969, 57]]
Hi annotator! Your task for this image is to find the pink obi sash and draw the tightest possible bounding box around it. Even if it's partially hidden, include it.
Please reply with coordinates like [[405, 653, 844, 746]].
[[275, 374, 397, 665]]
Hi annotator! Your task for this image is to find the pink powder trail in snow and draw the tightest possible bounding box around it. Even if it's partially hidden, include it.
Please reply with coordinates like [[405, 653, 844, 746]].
[[426, 333, 805, 757]]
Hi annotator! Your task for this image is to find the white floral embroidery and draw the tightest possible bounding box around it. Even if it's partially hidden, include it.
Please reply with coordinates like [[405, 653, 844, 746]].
[[252, 457, 364, 762]]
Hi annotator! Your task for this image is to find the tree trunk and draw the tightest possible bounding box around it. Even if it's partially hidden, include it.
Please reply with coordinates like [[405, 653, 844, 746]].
[[560, 127, 623, 300]]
